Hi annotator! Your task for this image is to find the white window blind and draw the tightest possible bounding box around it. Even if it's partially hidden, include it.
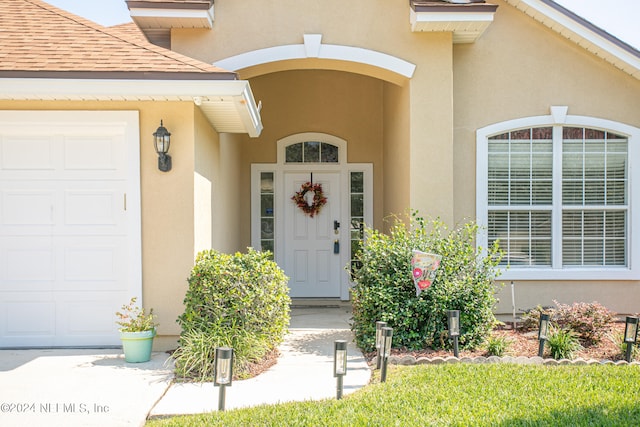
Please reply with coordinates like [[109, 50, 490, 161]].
[[486, 126, 628, 269]]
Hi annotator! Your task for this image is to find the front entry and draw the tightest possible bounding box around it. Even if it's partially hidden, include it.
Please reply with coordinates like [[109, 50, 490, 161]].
[[284, 171, 341, 297], [251, 132, 372, 300]]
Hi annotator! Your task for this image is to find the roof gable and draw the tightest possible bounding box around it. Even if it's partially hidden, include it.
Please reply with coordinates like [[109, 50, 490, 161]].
[[0, 0, 234, 79], [505, 0, 640, 79]]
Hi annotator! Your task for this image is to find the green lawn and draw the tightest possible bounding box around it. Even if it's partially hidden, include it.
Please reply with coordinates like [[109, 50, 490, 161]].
[[147, 364, 640, 426]]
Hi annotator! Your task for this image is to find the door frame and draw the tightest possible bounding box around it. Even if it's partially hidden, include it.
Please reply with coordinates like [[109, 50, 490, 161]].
[[251, 133, 372, 300]]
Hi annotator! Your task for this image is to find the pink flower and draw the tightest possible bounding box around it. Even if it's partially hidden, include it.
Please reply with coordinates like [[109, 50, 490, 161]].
[[418, 280, 431, 290], [413, 268, 423, 279]]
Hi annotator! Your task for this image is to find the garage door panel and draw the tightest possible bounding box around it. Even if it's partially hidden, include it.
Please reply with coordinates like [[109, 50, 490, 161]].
[[0, 300, 56, 347], [2, 190, 54, 225], [2, 237, 56, 288], [63, 239, 127, 287], [0, 111, 141, 348], [63, 135, 121, 172], [64, 190, 120, 227], [1, 135, 55, 171], [56, 297, 121, 346]]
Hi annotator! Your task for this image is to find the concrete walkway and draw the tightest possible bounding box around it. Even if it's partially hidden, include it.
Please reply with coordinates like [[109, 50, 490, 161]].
[[0, 306, 371, 426]]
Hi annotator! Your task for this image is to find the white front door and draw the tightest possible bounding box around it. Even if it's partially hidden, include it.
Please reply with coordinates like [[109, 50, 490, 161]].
[[284, 171, 341, 297]]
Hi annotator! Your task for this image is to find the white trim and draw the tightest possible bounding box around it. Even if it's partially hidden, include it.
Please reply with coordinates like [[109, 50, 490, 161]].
[[214, 35, 416, 80], [251, 133, 373, 300], [0, 78, 262, 138], [276, 132, 347, 165], [477, 109, 640, 280], [129, 7, 214, 28]]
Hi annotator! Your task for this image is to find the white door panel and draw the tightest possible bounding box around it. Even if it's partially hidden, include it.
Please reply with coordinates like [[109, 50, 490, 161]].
[[284, 172, 341, 298], [0, 111, 140, 347]]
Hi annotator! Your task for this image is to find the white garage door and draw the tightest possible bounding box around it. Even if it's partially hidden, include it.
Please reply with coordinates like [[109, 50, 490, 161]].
[[0, 111, 141, 347]]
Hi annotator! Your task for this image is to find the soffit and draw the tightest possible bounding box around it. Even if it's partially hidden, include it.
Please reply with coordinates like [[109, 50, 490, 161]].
[[410, 1, 499, 43], [126, 0, 214, 30], [0, 78, 262, 137]]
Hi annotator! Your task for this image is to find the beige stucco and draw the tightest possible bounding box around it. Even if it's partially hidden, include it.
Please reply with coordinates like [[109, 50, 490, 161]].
[[4, 0, 640, 349], [169, 0, 640, 316], [452, 0, 640, 315], [0, 100, 230, 348]]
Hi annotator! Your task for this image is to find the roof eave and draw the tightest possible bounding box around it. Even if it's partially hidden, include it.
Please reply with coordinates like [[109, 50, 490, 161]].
[[127, 0, 214, 30], [0, 77, 261, 137], [410, 1, 499, 43]]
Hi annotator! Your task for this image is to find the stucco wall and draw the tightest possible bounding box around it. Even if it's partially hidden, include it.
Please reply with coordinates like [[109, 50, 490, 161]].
[[0, 100, 217, 347], [453, 1, 640, 315], [235, 69, 386, 244]]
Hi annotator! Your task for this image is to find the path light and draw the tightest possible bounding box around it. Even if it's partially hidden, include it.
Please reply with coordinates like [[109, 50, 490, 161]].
[[334, 340, 348, 399], [380, 327, 393, 383], [375, 321, 387, 370], [624, 316, 639, 363], [538, 313, 550, 358], [153, 120, 172, 172], [214, 347, 233, 411], [447, 310, 460, 357]]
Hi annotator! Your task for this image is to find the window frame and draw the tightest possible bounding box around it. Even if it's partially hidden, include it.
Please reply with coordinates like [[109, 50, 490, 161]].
[[476, 109, 640, 280]]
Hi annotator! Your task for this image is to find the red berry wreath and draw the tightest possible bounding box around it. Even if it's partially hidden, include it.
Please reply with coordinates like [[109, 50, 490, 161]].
[[291, 182, 327, 218]]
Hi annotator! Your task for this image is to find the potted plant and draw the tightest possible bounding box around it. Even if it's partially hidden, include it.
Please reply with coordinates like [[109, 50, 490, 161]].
[[115, 297, 159, 363]]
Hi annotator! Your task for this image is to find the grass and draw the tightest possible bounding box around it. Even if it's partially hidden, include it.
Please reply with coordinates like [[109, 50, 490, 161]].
[[147, 363, 640, 426]]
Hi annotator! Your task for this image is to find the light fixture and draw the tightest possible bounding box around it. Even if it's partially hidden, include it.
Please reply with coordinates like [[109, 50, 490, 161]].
[[333, 340, 348, 399], [538, 313, 550, 358], [153, 120, 172, 172], [375, 321, 387, 370], [380, 326, 393, 383], [624, 316, 639, 363], [447, 310, 460, 357], [214, 347, 233, 411]]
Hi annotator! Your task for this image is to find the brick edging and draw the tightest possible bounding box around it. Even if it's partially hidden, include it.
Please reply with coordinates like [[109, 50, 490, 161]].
[[375, 355, 640, 366]]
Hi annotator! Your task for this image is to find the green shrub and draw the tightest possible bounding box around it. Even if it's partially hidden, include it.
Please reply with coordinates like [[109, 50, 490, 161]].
[[350, 212, 503, 352], [547, 327, 582, 359], [485, 335, 511, 357], [175, 248, 290, 380]]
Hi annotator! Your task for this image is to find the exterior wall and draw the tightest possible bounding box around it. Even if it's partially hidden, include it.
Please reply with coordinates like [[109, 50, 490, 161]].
[[194, 107, 218, 253], [453, 0, 640, 315], [236, 69, 386, 244], [171, 0, 456, 232], [0, 99, 217, 348], [383, 81, 411, 230]]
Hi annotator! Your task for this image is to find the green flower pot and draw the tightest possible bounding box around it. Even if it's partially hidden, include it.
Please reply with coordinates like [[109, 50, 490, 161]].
[[120, 329, 156, 363]]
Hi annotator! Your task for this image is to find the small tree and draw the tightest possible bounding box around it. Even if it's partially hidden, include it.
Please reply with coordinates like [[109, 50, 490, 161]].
[[351, 212, 503, 352]]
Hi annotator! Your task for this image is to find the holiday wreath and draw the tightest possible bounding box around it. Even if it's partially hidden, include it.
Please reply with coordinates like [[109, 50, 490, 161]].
[[291, 182, 327, 218]]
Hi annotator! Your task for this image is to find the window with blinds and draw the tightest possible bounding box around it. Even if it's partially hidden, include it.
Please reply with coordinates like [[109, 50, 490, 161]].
[[487, 126, 628, 268]]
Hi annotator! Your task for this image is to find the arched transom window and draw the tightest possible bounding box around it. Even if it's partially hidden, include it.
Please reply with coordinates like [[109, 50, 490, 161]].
[[285, 141, 339, 163]]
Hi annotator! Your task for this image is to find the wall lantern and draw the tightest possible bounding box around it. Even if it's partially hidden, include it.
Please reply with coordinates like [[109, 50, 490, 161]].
[[153, 120, 172, 172], [333, 340, 348, 399], [380, 326, 393, 383], [214, 347, 234, 411], [447, 310, 460, 357], [624, 316, 639, 363], [375, 321, 387, 370], [538, 313, 550, 358]]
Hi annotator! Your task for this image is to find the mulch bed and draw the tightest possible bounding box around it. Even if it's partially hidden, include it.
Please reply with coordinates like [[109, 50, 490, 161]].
[[364, 322, 628, 363]]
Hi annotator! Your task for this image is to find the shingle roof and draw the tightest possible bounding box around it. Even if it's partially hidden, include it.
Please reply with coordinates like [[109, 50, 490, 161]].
[[0, 0, 234, 79]]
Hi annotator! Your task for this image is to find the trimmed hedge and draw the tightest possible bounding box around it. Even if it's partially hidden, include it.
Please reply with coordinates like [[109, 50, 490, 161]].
[[174, 248, 290, 380]]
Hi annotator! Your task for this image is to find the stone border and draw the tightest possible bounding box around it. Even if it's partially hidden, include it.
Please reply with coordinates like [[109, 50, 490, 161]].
[[374, 355, 640, 366]]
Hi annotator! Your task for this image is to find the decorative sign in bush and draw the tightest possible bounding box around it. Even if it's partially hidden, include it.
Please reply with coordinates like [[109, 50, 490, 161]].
[[411, 250, 441, 296]]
